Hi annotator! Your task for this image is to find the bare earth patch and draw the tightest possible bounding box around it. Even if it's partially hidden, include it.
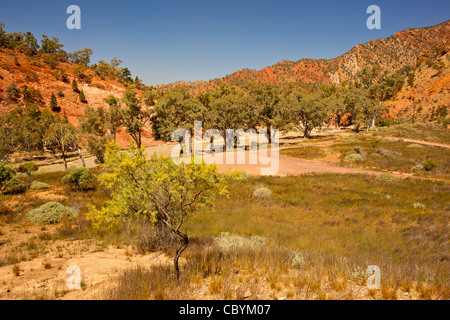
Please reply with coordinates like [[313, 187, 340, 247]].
[[0, 223, 171, 300]]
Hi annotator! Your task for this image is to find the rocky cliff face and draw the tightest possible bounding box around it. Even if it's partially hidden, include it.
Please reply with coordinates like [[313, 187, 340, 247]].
[[197, 20, 449, 89], [0, 51, 157, 146]]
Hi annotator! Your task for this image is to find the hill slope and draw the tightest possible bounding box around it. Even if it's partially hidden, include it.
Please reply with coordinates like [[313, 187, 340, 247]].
[[197, 20, 450, 89], [0, 50, 156, 146]]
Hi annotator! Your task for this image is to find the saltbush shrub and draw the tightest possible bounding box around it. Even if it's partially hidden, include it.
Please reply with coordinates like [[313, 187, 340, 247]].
[[290, 250, 305, 269], [62, 167, 93, 190], [376, 173, 395, 182], [422, 159, 438, 171], [412, 202, 426, 210], [345, 153, 364, 162], [213, 232, 267, 254], [252, 187, 272, 200], [30, 181, 50, 190], [407, 143, 424, 149], [424, 136, 439, 142], [342, 137, 361, 145], [410, 165, 425, 173], [27, 202, 78, 225]]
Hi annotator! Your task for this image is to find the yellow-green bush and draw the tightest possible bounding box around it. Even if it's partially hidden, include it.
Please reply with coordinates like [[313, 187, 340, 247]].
[[27, 201, 78, 225]]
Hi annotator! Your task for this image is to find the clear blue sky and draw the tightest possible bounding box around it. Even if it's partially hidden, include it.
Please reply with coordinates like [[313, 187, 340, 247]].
[[0, 0, 449, 85]]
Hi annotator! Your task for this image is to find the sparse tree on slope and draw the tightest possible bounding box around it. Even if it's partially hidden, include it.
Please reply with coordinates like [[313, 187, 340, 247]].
[[87, 142, 239, 280]]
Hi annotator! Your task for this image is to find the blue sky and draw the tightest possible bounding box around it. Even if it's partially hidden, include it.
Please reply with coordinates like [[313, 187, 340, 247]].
[[0, 0, 449, 85]]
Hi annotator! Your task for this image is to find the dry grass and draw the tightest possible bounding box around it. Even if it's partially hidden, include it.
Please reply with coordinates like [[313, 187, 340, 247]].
[[330, 135, 450, 179], [2, 164, 449, 300], [376, 123, 450, 144]]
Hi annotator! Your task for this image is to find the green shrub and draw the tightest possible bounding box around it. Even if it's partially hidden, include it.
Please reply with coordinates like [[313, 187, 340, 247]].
[[4, 178, 26, 194], [290, 250, 305, 269], [27, 202, 78, 225], [369, 153, 382, 159], [213, 232, 267, 254], [422, 159, 438, 171], [0, 163, 17, 194], [62, 167, 93, 190], [342, 137, 361, 145], [424, 136, 439, 142], [376, 173, 395, 182], [412, 202, 426, 210], [345, 153, 364, 162], [18, 162, 39, 186], [407, 143, 424, 149], [30, 181, 50, 190], [410, 165, 425, 173], [252, 187, 272, 200]]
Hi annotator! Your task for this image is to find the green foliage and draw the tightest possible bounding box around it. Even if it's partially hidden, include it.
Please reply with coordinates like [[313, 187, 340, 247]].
[[103, 95, 123, 142], [285, 90, 328, 138], [18, 162, 38, 186], [79, 90, 87, 103], [0, 163, 16, 193], [44, 117, 78, 169], [69, 48, 93, 66], [30, 181, 50, 190], [412, 202, 426, 210], [252, 187, 272, 201], [62, 167, 93, 191], [18, 162, 38, 175], [88, 142, 235, 228], [72, 79, 79, 93], [345, 153, 364, 162], [435, 106, 448, 119], [50, 92, 59, 112], [93, 57, 125, 81], [20, 85, 42, 103], [6, 83, 19, 100], [407, 143, 424, 149], [42, 54, 58, 68], [40, 34, 64, 55], [120, 86, 153, 148], [410, 165, 425, 173], [26, 201, 78, 225], [79, 106, 111, 163], [73, 64, 92, 83], [342, 137, 362, 145], [422, 159, 438, 171], [376, 173, 395, 182], [0, 104, 55, 160], [88, 142, 240, 278], [407, 72, 415, 87], [152, 87, 203, 141], [213, 232, 267, 254], [247, 83, 285, 142]]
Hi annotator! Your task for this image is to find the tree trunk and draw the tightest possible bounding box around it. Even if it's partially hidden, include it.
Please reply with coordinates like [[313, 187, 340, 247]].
[[209, 136, 214, 154], [336, 114, 341, 129], [267, 125, 272, 145], [62, 150, 67, 170], [78, 149, 86, 167], [304, 124, 310, 139], [174, 231, 189, 281]]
